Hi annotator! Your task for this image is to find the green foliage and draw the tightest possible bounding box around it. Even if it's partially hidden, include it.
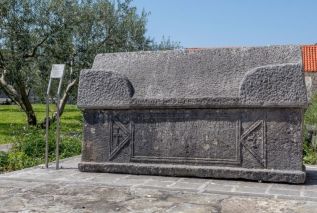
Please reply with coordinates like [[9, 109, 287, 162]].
[[0, 104, 81, 144], [6, 151, 34, 171], [3, 124, 81, 171], [0, 105, 26, 144], [0, 104, 82, 172], [0, 151, 8, 171], [303, 142, 317, 164], [305, 94, 317, 125], [151, 36, 181, 51], [304, 94, 317, 164], [0, 0, 179, 111]]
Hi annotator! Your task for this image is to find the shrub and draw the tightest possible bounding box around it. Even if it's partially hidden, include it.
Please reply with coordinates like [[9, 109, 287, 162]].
[[0, 151, 8, 171], [304, 93, 317, 164], [1, 123, 81, 172]]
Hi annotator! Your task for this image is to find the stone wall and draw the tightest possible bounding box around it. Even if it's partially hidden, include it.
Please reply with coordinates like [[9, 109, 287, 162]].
[[305, 72, 317, 97]]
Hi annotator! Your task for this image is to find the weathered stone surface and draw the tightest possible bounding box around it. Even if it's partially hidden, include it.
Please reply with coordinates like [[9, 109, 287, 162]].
[[240, 63, 306, 106], [78, 45, 306, 109], [78, 161, 306, 184], [77, 45, 307, 183], [305, 75, 313, 101], [305, 72, 317, 96], [0, 143, 12, 153], [78, 70, 134, 107]]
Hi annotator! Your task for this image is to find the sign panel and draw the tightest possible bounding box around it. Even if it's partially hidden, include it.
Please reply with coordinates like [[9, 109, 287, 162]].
[[50, 64, 65, 79]]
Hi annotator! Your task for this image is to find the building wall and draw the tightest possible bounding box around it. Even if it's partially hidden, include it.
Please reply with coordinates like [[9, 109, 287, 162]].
[[305, 72, 317, 97]]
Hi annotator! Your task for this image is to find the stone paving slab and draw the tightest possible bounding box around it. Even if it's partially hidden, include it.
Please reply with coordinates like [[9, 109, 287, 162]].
[[1, 156, 317, 212], [0, 143, 12, 152]]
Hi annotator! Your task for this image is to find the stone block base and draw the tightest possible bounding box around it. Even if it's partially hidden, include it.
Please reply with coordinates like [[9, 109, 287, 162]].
[[78, 162, 306, 184]]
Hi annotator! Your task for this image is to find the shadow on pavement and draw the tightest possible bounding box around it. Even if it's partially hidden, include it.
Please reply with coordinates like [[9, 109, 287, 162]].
[[306, 167, 317, 185]]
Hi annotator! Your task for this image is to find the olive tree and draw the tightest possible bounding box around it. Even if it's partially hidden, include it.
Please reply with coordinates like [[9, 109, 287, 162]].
[[0, 0, 160, 126]]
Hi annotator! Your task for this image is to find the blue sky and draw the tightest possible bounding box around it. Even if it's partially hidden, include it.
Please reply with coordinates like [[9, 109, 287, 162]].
[[132, 0, 316, 48]]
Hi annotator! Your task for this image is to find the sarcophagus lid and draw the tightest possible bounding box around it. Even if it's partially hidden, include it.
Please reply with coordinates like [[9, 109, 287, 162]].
[[78, 45, 307, 109]]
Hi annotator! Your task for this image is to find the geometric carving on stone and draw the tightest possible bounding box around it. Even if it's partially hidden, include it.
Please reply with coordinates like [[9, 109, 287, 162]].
[[240, 120, 267, 168], [109, 117, 132, 160]]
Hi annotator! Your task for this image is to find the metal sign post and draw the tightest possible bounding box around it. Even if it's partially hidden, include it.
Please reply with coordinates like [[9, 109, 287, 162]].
[[45, 64, 65, 169]]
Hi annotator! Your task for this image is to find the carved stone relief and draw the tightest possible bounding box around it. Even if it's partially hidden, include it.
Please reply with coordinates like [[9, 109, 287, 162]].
[[240, 120, 267, 168], [109, 117, 133, 160]]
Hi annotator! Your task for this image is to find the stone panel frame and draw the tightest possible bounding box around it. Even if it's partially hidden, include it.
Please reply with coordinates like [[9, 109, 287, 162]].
[[130, 119, 241, 166], [106, 110, 269, 168]]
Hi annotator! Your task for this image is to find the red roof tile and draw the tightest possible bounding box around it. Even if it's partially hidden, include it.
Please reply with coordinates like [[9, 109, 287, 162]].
[[302, 45, 317, 72]]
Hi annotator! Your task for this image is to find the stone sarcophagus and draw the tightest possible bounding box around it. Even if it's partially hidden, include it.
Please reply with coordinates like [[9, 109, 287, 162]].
[[77, 45, 308, 183]]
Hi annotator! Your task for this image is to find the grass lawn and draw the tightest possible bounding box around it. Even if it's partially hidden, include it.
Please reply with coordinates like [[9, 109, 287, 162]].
[[0, 104, 82, 145], [0, 104, 82, 171]]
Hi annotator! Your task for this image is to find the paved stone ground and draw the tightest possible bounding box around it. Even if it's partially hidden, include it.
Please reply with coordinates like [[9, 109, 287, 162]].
[[1, 156, 317, 212], [0, 143, 12, 152]]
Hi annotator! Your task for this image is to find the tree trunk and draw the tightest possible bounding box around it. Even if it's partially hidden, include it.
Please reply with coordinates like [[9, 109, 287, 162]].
[[0, 70, 37, 126], [26, 109, 37, 126], [19, 83, 37, 125]]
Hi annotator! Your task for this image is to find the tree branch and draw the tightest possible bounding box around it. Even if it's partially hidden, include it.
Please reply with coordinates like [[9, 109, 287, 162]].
[[40, 78, 78, 128], [58, 78, 77, 116], [23, 34, 50, 58], [96, 25, 116, 49], [0, 50, 5, 68], [23, 25, 67, 59]]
